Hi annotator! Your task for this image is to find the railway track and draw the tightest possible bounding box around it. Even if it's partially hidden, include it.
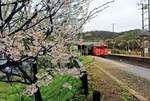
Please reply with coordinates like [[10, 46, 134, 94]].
[[107, 54, 150, 69]]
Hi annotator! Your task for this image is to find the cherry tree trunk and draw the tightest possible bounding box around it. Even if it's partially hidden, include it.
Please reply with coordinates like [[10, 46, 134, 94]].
[[34, 87, 42, 101], [33, 63, 42, 101]]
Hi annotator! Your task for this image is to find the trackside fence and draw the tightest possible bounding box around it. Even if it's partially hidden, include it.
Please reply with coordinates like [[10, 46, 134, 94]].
[[73, 58, 101, 101], [73, 58, 88, 96]]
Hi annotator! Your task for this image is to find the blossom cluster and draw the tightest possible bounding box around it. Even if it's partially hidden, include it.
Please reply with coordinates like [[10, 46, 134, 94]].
[[23, 83, 38, 96], [24, 72, 53, 96], [36, 72, 53, 86], [63, 82, 72, 90], [57, 67, 80, 76]]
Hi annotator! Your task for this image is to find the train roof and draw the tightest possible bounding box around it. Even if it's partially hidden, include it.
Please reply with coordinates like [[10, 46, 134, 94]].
[[78, 42, 107, 46], [93, 45, 108, 48]]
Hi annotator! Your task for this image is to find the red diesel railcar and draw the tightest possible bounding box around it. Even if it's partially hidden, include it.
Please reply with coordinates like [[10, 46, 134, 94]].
[[78, 44, 109, 56], [93, 45, 108, 56]]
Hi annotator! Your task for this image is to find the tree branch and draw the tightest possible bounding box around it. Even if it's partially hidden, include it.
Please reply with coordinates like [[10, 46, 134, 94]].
[[8, 12, 37, 36], [0, 79, 31, 85]]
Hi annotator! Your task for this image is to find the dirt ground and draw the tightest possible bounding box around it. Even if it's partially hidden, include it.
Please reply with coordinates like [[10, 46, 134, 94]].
[[99, 64, 150, 100], [94, 57, 150, 100], [83, 56, 150, 101], [86, 64, 137, 101]]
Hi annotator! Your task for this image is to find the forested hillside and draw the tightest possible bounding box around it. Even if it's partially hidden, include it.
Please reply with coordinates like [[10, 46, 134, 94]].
[[81, 29, 141, 41]]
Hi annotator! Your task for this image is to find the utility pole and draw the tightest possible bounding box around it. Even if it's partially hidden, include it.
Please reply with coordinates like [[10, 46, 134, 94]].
[[148, 0, 150, 56], [127, 41, 130, 54], [142, 4, 145, 30], [138, 1, 149, 57], [112, 23, 115, 33], [142, 3, 145, 57], [112, 23, 115, 54], [148, 0, 150, 32]]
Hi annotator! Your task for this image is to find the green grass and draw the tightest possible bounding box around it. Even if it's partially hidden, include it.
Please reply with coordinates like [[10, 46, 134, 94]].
[[0, 74, 82, 101], [121, 89, 132, 101], [79, 56, 91, 65]]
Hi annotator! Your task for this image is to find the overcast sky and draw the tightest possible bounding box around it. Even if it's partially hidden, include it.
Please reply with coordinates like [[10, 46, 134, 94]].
[[83, 0, 143, 32]]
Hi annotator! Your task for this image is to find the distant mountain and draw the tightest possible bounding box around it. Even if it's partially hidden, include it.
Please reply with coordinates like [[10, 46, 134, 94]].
[[81, 29, 143, 41], [113, 29, 142, 41], [81, 31, 118, 41]]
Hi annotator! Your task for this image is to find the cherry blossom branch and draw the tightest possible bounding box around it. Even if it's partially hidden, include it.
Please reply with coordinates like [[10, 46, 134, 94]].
[[0, 79, 31, 85]]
